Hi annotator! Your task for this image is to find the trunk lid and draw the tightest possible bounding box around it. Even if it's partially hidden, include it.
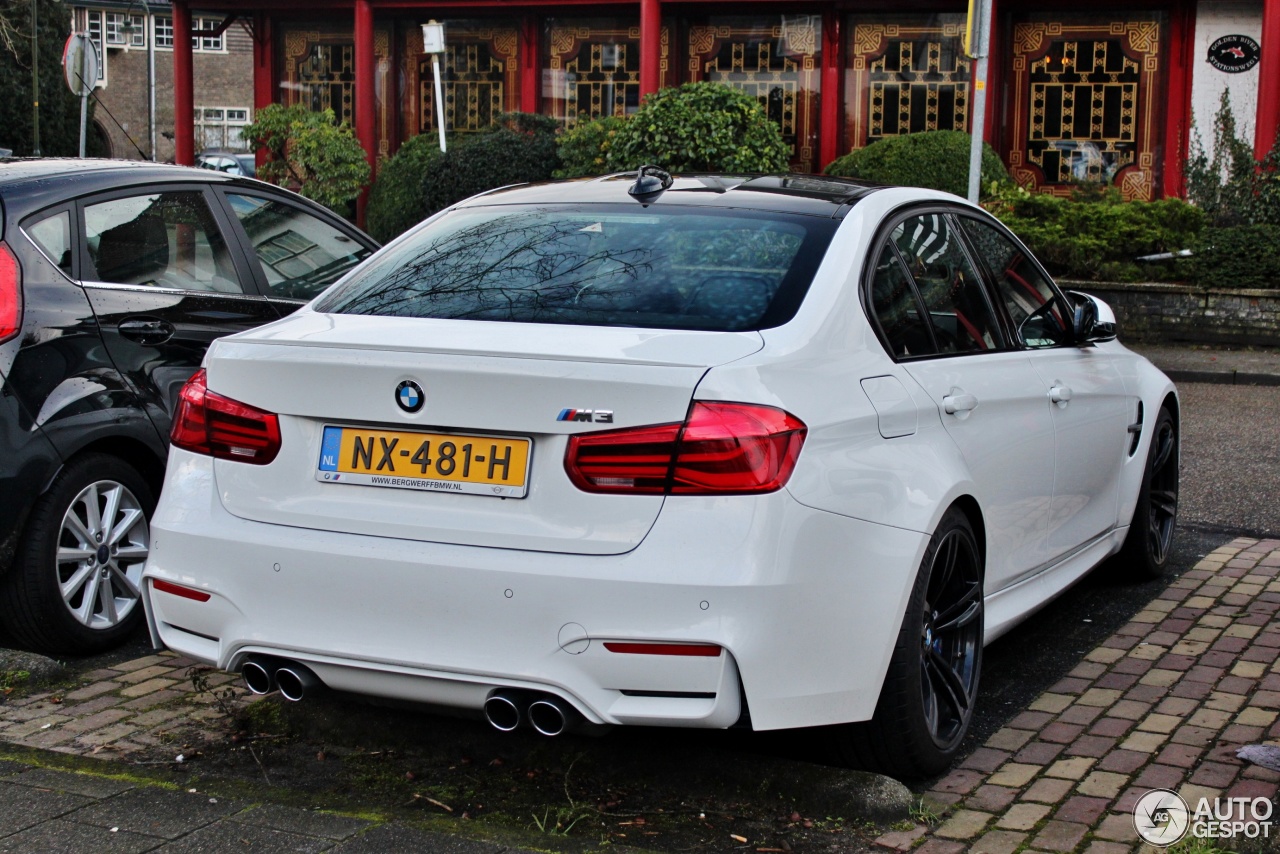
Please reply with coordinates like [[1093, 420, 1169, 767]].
[[206, 312, 762, 554]]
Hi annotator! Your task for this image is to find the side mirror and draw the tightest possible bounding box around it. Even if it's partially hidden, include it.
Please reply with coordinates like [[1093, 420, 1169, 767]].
[[1067, 291, 1117, 343]]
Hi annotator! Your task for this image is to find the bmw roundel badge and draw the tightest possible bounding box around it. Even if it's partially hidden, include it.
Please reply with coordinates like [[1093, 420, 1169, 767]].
[[395, 380, 425, 413]]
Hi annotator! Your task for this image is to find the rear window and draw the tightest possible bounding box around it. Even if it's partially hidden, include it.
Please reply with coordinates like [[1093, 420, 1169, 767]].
[[314, 205, 838, 331]]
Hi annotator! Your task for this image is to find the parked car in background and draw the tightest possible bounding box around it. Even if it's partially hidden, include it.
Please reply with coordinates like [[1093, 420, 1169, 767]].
[[143, 171, 1178, 779], [197, 150, 257, 179], [0, 158, 377, 655]]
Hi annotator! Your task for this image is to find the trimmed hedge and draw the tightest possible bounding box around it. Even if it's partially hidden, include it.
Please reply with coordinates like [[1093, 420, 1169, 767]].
[[555, 116, 626, 179], [824, 131, 1008, 197], [988, 188, 1205, 282], [366, 133, 446, 243], [1190, 225, 1280, 290], [604, 83, 792, 174]]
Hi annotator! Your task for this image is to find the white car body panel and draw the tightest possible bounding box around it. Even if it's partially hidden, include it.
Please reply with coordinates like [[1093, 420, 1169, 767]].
[[142, 180, 1178, 737]]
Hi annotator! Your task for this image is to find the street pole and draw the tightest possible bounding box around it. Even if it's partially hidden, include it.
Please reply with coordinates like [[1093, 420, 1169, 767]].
[[966, 0, 993, 204], [79, 30, 89, 158], [146, 0, 156, 159], [31, 0, 40, 155], [432, 54, 446, 153]]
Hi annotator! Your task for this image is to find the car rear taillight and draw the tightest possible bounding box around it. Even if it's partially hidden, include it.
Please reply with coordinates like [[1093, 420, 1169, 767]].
[[566, 402, 806, 495], [0, 242, 21, 344], [170, 369, 281, 465]]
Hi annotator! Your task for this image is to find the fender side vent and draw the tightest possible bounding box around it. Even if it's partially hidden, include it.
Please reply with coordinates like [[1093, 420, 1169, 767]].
[[1127, 401, 1145, 457]]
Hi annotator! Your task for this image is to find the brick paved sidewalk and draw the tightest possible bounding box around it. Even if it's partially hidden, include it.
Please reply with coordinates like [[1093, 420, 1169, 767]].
[[877, 537, 1280, 854]]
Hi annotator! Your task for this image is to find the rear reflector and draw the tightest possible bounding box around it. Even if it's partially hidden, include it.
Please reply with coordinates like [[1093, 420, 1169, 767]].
[[604, 643, 723, 657], [0, 242, 21, 344], [566, 401, 806, 495], [152, 579, 211, 602], [171, 369, 282, 465]]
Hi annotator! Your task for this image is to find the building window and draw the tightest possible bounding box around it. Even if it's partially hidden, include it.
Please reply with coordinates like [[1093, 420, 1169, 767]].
[[84, 10, 107, 82], [154, 15, 173, 48], [152, 16, 224, 52], [197, 106, 252, 150]]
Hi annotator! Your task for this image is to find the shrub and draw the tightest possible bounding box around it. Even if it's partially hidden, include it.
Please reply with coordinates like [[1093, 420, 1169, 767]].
[[418, 112, 561, 221], [365, 133, 446, 243], [988, 187, 1205, 282], [241, 104, 370, 213], [555, 115, 626, 179], [1190, 225, 1280, 289], [824, 131, 1008, 197], [604, 82, 791, 173]]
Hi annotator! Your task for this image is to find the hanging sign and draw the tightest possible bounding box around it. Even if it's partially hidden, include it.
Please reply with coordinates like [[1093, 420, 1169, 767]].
[[1207, 35, 1260, 73]]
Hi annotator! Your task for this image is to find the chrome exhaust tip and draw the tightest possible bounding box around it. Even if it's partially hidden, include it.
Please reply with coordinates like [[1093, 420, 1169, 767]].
[[241, 659, 275, 695], [483, 692, 524, 732], [528, 697, 570, 737], [275, 664, 320, 702]]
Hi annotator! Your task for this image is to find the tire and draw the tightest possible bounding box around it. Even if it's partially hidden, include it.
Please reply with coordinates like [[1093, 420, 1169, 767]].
[[0, 453, 154, 655], [832, 507, 984, 780], [1116, 406, 1178, 580]]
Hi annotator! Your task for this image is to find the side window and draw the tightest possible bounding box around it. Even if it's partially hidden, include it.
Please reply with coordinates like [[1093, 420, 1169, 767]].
[[960, 217, 1070, 348], [893, 214, 1003, 354], [84, 191, 243, 293], [869, 242, 935, 358], [25, 211, 74, 277], [225, 194, 372, 301]]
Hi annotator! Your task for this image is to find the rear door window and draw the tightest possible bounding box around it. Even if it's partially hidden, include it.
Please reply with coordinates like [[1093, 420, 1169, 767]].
[[315, 205, 838, 332], [25, 210, 75, 277], [84, 191, 245, 293]]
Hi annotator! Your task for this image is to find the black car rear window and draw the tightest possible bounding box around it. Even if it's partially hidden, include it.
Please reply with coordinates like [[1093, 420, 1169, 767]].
[[314, 204, 838, 331]]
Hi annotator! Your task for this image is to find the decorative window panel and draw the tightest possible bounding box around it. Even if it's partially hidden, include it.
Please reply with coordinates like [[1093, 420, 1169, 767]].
[[845, 15, 971, 152], [685, 16, 821, 173], [280, 26, 393, 158], [545, 18, 667, 125], [411, 22, 520, 137], [1009, 16, 1163, 200]]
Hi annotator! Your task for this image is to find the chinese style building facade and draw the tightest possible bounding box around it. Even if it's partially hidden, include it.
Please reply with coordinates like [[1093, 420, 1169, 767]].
[[161, 0, 1279, 202]]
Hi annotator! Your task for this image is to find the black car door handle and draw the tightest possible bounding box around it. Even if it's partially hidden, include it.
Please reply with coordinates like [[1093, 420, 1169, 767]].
[[118, 318, 175, 345]]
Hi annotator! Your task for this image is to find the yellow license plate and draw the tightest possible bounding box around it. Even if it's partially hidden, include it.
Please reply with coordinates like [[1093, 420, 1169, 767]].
[[316, 425, 531, 498]]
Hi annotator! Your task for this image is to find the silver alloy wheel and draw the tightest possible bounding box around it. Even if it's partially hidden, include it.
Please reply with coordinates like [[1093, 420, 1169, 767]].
[[55, 479, 150, 630]]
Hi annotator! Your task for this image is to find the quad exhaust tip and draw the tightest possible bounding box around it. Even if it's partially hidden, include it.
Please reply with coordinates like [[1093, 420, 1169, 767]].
[[240, 657, 323, 701], [528, 698, 569, 737], [241, 659, 275, 695], [483, 691, 578, 736], [483, 693, 523, 732], [275, 664, 320, 702]]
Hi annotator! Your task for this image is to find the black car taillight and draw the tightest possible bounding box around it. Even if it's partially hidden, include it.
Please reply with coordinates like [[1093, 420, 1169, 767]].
[[171, 369, 282, 465], [566, 402, 806, 495], [0, 242, 21, 344]]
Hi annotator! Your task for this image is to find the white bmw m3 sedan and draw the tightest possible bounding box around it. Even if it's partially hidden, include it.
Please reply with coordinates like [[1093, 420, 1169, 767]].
[[142, 171, 1178, 779]]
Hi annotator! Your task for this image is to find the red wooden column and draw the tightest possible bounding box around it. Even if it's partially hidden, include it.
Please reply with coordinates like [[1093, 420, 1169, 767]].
[[354, 0, 376, 225], [521, 15, 540, 114], [1257, 0, 1280, 158], [172, 0, 194, 166], [818, 11, 841, 170], [640, 0, 661, 98], [252, 12, 274, 173], [1162, 0, 1196, 197]]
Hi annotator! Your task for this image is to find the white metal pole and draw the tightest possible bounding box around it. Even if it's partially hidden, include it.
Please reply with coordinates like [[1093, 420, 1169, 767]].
[[966, 0, 993, 204], [146, 3, 156, 160], [432, 54, 446, 153], [79, 34, 89, 158]]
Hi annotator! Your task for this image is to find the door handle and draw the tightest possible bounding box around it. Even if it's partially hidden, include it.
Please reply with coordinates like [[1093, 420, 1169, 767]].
[[118, 317, 175, 345], [942, 391, 978, 415], [1049, 384, 1073, 406]]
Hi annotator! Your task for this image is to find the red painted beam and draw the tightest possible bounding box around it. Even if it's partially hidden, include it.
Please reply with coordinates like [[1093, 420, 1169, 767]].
[[252, 12, 273, 174], [1162, 0, 1196, 198], [521, 14, 539, 114], [1257, 0, 1280, 158], [354, 0, 376, 225], [640, 0, 661, 99], [173, 0, 195, 166], [818, 10, 840, 170]]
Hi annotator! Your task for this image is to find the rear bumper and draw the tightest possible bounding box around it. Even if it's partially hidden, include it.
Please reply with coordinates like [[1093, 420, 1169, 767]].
[[144, 450, 928, 731]]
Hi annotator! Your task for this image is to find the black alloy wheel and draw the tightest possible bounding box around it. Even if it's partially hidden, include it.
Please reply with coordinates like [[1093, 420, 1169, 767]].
[[1117, 406, 1178, 580], [833, 507, 984, 779]]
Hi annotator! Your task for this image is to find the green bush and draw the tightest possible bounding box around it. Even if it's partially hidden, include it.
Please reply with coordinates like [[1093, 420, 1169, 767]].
[[241, 104, 370, 213], [824, 131, 1008, 197], [554, 115, 626, 179], [988, 186, 1205, 282], [418, 112, 561, 222], [604, 82, 791, 173], [1190, 225, 1280, 289], [365, 133, 446, 243]]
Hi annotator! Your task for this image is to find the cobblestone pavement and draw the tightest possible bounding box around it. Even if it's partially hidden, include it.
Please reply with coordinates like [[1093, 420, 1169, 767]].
[[875, 537, 1280, 853]]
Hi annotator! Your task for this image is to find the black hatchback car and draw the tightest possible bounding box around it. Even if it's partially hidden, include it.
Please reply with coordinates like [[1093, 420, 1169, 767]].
[[0, 159, 377, 654]]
